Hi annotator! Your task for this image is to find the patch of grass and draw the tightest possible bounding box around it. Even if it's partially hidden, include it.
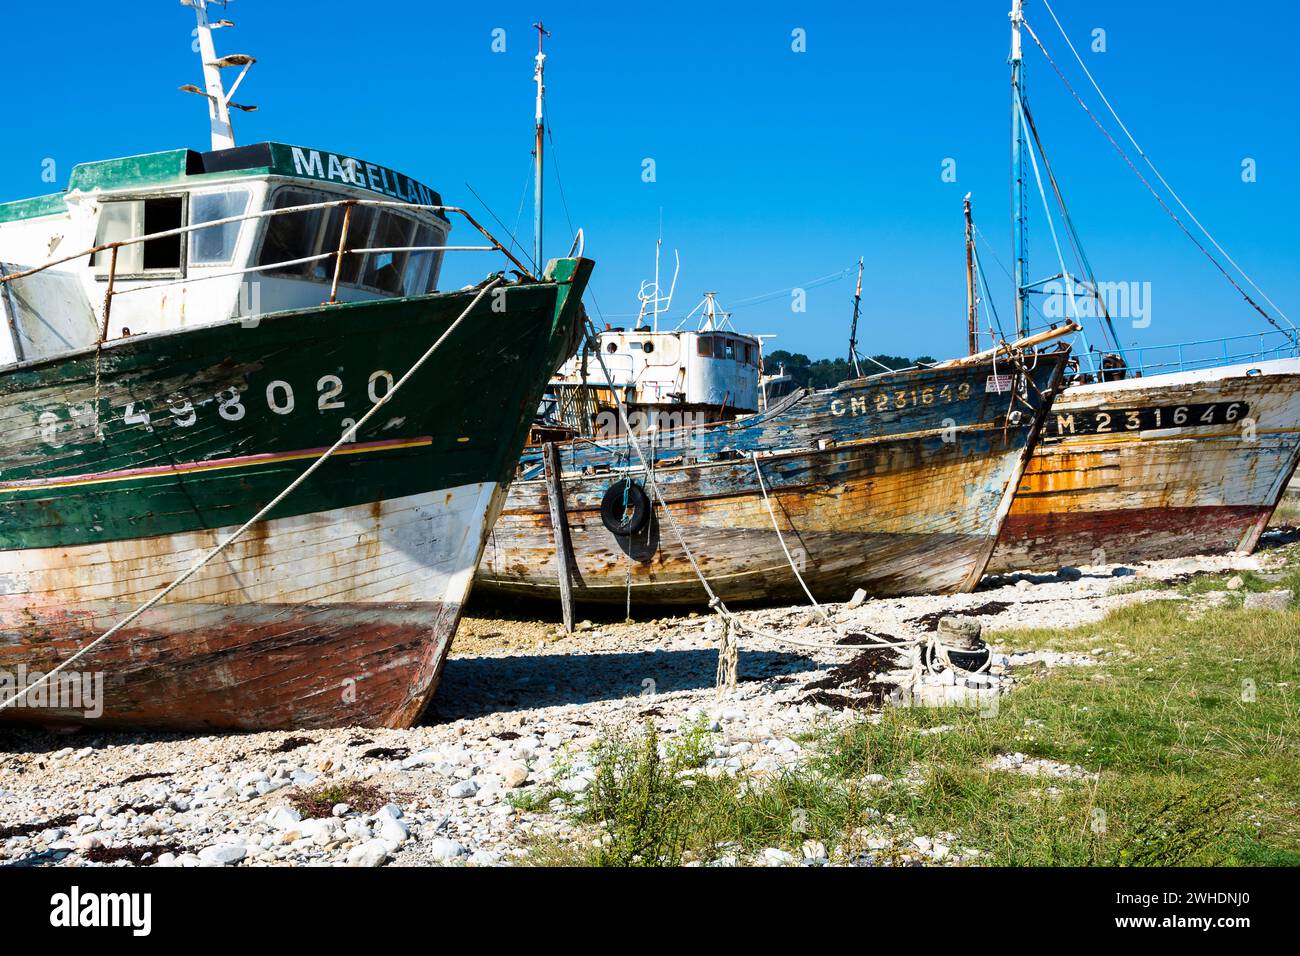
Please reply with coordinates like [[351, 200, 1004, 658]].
[[508, 786, 572, 812], [288, 781, 386, 818], [579, 717, 717, 866], [528, 545, 1299, 866], [1110, 578, 1174, 595]]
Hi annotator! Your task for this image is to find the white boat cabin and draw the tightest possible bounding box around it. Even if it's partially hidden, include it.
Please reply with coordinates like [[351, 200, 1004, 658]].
[[0, 143, 450, 365], [556, 324, 763, 416]]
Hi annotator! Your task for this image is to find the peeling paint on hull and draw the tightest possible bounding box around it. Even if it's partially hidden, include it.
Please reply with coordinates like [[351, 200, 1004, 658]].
[[478, 352, 1069, 606], [0, 486, 498, 730], [989, 360, 1300, 573], [0, 599, 460, 730]]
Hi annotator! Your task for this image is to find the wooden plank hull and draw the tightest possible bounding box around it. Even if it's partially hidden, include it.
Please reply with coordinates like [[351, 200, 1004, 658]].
[[0, 487, 493, 729], [0, 259, 593, 729], [476, 352, 1069, 606], [989, 358, 1300, 573]]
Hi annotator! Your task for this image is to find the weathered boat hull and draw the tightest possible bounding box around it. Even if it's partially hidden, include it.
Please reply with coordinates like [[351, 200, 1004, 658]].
[[477, 351, 1069, 606], [0, 259, 592, 730], [988, 358, 1300, 573]]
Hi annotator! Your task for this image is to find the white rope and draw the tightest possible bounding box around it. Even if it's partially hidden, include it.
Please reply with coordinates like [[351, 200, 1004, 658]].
[[750, 450, 831, 624], [1038, 0, 1295, 332], [0, 276, 503, 713]]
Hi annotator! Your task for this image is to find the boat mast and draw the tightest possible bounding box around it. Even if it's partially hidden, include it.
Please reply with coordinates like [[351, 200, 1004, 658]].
[[848, 257, 864, 376], [533, 22, 551, 272], [965, 194, 978, 355], [1010, 0, 1028, 338], [181, 0, 256, 151]]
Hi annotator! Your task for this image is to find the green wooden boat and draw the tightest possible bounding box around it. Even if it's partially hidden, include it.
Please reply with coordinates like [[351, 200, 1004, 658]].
[[0, 141, 592, 729]]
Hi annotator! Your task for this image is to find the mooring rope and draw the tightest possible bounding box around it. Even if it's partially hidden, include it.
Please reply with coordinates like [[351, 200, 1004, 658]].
[[750, 450, 832, 625], [0, 276, 504, 714]]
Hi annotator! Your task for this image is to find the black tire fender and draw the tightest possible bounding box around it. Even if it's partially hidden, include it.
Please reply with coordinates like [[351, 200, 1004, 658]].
[[600, 478, 651, 536]]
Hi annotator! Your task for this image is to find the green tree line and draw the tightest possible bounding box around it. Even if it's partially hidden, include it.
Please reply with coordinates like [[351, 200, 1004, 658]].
[[764, 350, 937, 390]]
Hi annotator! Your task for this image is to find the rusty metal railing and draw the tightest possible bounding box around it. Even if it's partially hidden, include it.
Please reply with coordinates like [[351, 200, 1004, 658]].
[[0, 198, 539, 346]]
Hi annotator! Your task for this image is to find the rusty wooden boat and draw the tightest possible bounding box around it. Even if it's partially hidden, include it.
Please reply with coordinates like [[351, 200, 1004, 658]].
[[476, 342, 1070, 607], [988, 357, 1300, 573], [979, 3, 1300, 573]]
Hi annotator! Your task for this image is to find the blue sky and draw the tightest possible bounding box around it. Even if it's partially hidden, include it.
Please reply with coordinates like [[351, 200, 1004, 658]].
[[3, 0, 1297, 361]]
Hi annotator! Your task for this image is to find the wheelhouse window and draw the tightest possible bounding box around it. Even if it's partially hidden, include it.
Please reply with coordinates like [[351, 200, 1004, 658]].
[[189, 190, 251, 266], [256, 186, 444, 295], [92, 196, 185, 276], [363, 211, 414, 294]]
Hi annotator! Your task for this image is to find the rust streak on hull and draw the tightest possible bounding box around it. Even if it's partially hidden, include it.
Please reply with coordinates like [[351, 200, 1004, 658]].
[[989, 361, 1300, 573]]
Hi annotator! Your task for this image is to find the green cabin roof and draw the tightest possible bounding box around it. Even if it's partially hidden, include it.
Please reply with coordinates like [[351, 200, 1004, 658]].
[[0, 143, 446, 224]]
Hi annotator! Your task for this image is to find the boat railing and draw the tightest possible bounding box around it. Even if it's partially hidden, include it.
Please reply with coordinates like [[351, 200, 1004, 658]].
[[0, 198, 538, 335], [1066, 329, 1300, 381]]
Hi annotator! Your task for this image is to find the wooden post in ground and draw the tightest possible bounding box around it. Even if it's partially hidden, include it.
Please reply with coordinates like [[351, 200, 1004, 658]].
[[542, 441, 575, 633]]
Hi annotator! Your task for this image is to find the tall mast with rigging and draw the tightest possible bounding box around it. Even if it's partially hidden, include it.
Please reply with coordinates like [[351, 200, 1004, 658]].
[[533, 22, 551, 272], [180, 0, 256, 151], [848, 257, 864, 376], [965, 194, 978, 355], [1009, 0, 1028, 338]]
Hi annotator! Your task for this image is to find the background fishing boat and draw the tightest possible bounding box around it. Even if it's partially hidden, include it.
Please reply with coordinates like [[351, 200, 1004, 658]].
[[976, 1, 1300, 573], [477, 337, 1070, 609]]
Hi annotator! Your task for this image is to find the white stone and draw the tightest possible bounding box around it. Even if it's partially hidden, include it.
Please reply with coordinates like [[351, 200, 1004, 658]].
[[800, 840, 827, 860], [376, 816, 409, 844], [298, 819, 335, 843], [347, 840, 389, 867], [402, 749, 441, 769], [1244, 589, 1293, 611], [198, 843, 247, 865], [448, 780, 479, 799], [492, 761, 529, 789], [426, 837, 465, 861], [266, 805, 302, 830]]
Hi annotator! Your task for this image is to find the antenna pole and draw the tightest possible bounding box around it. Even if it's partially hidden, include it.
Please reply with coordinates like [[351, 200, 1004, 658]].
[[653, 238, 661, 332], [191, 0, 234, 150], [1010, 0, 1028, 338], [965, 194, 978, 354], [533, 22, 550, 272], [848, 257, 864, 376]]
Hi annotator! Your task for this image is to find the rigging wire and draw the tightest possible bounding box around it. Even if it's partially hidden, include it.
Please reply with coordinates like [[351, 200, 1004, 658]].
[[1039, 0, 1294, 333], [974, 223, 1054, 330], [1021, 14, 1295, 341], [973, 246, 1007, 344], [543, 104, 580, 245], [727, 268, 854, 310], [465, 179, 536, 275], [1017, 97, 1090, 359], [1020, 99, 1120, 354]]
